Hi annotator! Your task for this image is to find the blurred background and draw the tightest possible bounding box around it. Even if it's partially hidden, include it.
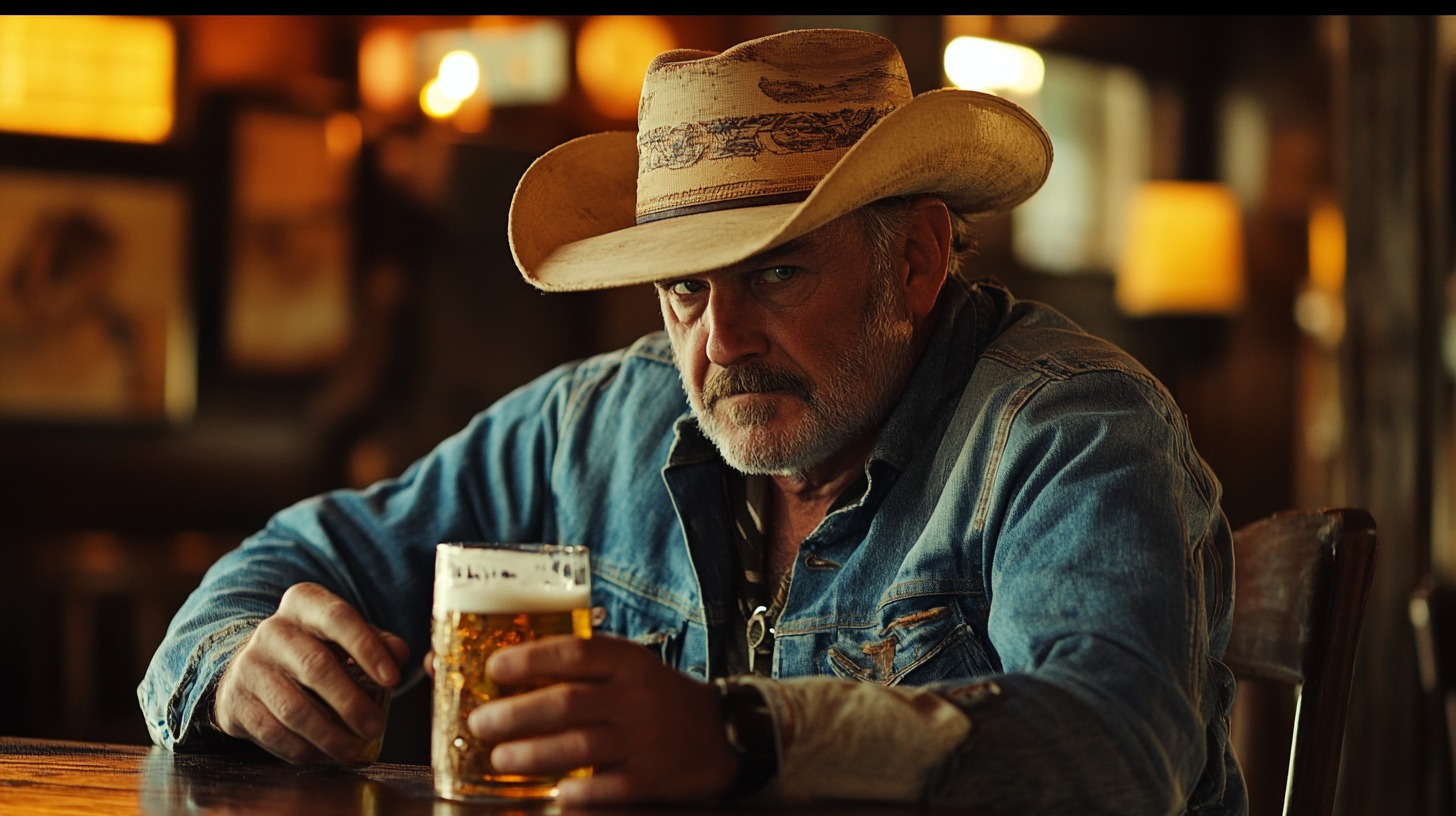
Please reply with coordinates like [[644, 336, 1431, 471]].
[[0, 14, 1450, 816]]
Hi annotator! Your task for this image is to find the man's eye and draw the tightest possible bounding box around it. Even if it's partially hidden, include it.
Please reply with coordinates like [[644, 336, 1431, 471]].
[[756, 266, 797, 285], [665, 279, 706, 296]]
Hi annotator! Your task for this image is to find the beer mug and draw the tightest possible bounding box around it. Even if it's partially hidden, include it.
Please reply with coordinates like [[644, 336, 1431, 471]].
[[430, 542, 591, 802]]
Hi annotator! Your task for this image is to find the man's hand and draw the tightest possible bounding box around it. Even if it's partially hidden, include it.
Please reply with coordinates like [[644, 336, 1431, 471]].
[[466, 634, 738, 805], [213, 582, 409, 764]]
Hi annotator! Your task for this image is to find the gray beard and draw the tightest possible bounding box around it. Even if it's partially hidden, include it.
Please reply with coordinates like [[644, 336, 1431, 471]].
[[676, 281, 915, 477]]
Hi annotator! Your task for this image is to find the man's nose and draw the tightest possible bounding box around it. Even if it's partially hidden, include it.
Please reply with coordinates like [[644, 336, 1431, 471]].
[[704, 289, 768, 366]]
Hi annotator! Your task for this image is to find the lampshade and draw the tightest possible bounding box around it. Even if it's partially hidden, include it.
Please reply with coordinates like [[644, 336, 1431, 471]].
[[1115, 181, 1246, 317]]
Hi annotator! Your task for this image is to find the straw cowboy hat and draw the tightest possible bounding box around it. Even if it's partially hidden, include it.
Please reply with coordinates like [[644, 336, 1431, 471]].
[[508, 28, 1053, 291]]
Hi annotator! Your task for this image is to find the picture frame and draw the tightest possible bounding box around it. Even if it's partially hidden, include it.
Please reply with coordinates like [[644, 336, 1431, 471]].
[[224, 103, 357, 374], [0, 167, 193, 422]]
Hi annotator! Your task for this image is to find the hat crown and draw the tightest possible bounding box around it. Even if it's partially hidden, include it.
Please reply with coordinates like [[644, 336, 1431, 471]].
[[634, 29, 912, 223]]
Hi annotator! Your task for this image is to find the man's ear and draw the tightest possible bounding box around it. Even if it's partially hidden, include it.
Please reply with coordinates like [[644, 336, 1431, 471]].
[[900, 196, 951, 321]]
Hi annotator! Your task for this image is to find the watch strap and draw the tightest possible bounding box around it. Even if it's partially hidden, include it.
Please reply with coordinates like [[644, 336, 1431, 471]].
[[714, 677, 779, 798]]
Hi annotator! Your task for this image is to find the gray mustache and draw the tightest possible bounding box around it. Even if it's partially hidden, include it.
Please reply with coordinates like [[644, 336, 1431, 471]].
[[702, 365, 812, 411]]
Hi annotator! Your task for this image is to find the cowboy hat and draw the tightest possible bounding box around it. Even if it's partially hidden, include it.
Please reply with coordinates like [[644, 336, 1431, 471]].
[[509, 28, 1053, 291]]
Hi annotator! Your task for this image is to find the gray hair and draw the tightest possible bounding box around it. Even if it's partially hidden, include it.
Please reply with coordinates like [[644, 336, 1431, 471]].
[[849, 196, 976, 281]]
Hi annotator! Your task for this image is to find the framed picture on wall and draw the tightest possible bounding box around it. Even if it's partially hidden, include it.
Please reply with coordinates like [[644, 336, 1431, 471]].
[[224, 103, 358, 374], [0, 167, 193, 422]]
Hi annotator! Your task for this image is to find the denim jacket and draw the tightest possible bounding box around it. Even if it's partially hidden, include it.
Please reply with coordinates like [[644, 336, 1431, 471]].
[[140, 279, 1244, 814]]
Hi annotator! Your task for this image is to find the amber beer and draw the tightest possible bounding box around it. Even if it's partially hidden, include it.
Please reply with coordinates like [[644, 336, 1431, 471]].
[[431, 542, 591, 802]]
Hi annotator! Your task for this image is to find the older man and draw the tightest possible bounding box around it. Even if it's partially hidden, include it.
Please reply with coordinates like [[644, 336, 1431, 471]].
[[141, 28, 1244, 814]]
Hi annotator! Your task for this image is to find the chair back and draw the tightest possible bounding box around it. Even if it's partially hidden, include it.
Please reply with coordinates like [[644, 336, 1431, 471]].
[[1410, 580, 1456, 814], [1224, 507, 1377, 816]]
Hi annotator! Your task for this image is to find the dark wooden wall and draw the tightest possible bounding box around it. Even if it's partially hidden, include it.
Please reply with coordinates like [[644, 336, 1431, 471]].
[[1338, 15, 1451, 816]]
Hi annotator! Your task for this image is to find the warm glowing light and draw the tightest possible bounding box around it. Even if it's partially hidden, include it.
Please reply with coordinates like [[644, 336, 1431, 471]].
[[1116, 182, 1246, 316], [1295, 198, 1346, 347], [419, 51, 483, 120], [437, 50, 481, 99], [359, 27, 415, 113], [420, 79, 463, 118], [943, 36, 1044, 96], [324, 113, 362, 161], [1307, 200, 1345, 295], [577, 16, 675, 120], [413, 19, 568, 121], [0, 15, 175, 143]]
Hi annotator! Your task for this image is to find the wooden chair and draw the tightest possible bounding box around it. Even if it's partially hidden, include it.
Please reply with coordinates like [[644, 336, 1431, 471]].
[[1410, 580, 1456, 814], [1224, 507, 1377, 816]]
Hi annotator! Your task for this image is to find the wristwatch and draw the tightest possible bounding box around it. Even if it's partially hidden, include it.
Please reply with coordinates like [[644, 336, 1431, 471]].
[[714, 678, 779, 798]]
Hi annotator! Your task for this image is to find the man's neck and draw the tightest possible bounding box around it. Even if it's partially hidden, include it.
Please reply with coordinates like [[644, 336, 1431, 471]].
[[758, 435, 875, 587], [766, 436, 873, 505]]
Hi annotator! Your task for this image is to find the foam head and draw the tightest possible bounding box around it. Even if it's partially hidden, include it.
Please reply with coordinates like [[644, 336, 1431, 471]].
[[433, 543, 590, 616]]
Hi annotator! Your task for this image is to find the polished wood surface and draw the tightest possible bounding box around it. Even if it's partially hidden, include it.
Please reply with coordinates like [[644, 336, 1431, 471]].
[[0, 736, 936, 816]]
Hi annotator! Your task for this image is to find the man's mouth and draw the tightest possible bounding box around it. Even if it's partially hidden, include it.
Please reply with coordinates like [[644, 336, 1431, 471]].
[[702, 366, 811, 412]]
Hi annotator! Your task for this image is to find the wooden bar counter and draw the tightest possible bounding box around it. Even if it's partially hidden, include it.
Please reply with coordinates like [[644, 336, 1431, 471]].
[[0, 736, 939, 815]]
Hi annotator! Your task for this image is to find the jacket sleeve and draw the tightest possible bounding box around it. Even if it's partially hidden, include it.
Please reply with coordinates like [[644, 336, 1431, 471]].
[[136, 363, 580, 751], [930, 368, 1239, 814]]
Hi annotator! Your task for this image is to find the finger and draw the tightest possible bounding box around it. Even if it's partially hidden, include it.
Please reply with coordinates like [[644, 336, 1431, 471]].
[[218, 649, 374, 764], [485, 635, 627, 684], [422, 650, 436, 679], [378, 630, 411, 671], [279, 583, 401, 688], [256, 664, 372, 762], [489, 725, 624, 776], [468, 682, 606, 742], [224, 685, 329, 765], [264, 622, 387, 743], [556, 772, 636, 806]]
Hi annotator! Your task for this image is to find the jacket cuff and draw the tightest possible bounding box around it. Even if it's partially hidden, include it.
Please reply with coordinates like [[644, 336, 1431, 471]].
[[733, 675, 972, 803], [143, 619, 260, 752]]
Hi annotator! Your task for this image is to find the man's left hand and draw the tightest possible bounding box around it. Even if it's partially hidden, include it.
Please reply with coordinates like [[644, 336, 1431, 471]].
[[466, 634, 738, 805]]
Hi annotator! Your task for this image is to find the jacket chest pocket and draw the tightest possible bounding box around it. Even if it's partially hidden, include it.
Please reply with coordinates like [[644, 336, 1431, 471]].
[[824, 597, 995, 685], [592, 584, 694, 672]]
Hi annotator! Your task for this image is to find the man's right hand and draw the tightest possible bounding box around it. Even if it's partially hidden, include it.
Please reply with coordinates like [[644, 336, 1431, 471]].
[[213, 582, 409, 764]]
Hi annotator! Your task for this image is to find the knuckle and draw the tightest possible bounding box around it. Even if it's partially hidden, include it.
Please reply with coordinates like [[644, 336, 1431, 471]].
[[253, 715, 290, 747], [279, 582, 317, 608], [251, 615, 284, 642], [295, 643, 337, 685], [319, 598, 356, 629], [271, 691, 315, 728], [547, 683, 587, 721], [570, 727, 610, 763], [558, 636, 592, 663], [556, 682, 611, 727]]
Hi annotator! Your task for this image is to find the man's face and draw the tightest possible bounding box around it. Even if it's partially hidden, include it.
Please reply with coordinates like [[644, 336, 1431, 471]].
[[656, 215, 917, 477]]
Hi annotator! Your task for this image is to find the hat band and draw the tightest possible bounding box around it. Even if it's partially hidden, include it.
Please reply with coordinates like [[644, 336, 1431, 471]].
[[634, 105, 893, 222], [635, 190, 811, 225]]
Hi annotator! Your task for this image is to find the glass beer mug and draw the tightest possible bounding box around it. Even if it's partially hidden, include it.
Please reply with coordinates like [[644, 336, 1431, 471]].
[[430, 542, 591, 802]]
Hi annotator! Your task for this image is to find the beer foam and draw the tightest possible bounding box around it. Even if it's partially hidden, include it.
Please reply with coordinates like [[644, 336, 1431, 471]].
[[433, 544, 590, 615], [434, 581, 590, 615]]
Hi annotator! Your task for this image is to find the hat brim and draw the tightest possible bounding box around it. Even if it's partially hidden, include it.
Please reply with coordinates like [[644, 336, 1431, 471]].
[[509, 88, 1053, 292]]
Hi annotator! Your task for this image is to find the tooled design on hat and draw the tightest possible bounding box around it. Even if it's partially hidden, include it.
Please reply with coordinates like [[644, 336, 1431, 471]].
[[639, 106, 890, 173], [759, 66, 905, 105]]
